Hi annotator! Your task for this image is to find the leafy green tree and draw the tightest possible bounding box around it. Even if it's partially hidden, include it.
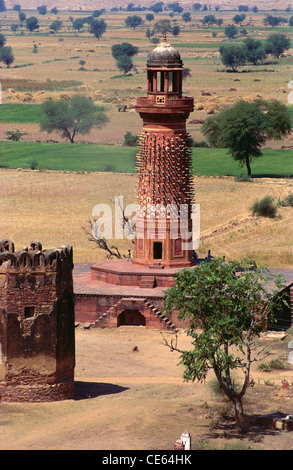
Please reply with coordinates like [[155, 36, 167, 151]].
[[13, 4, 21, 10], [149, 2, 164, 13], [171, 24, 180, 36], [37, 4, 47, 15], [72, 18, 85, 33], [11, 24, 19, 33], [202, 99, 291, 177], [182, 12, 191, 22], [264, 15, 287, 27], [18, 11, 26, 25], [238, 4, 249, 11], [242, 37, 266, 64], [88, 19, 107, 40], [219, 44, 246, 71], [146, 13, 154, 22], [26, 16, 39, 32], [149, 2, 163, 12], [224, 24, 238, 38], [125, 15, 143, 29], [202, 14, 217, 26], [51, 7, 58, 14], [0, 0, 6, 12], [0, 33, 6, 47], [146, 27, 153, 40], [233, 13, 246, 24], [193, 3, 202, 10], [111, 42, 139, 59], [265, 33, 291, 58], [167, 2, 183, 13], [40, 95, 108, 143], [50, 20, 63, 33], [153, 19, 172, 35], [0, 46, 14, 68], [83, 16, 94, 27], [116, 55, 134, 74], [163, 257, 287, 433], [92, 9, 103, 17], [111, 42, 138, 74]]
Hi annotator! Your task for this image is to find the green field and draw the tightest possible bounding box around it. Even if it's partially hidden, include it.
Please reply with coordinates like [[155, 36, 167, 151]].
[[0, 141, 292, 177], [0, 104, 44, 123], [2, 101, 293, 129]]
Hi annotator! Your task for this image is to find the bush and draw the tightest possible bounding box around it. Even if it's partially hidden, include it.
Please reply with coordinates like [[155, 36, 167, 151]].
[[123, 131, 138, 147], [6, 129, 27, 141], [191, 140, 209, 148], [250, 195, 277, 218], [28, 159, 38, 170], [277, 193, 293, 207], [258, 359, 287, 372]]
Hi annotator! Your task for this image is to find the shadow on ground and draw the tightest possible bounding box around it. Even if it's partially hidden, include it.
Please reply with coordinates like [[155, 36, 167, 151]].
[[74, 381, 129, 400]]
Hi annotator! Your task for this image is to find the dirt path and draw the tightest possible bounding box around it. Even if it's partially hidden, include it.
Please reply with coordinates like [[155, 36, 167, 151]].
[[0, 326, 293, 450]]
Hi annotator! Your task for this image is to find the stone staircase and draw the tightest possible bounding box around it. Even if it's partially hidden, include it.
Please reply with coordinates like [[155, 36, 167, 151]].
[[143, 299, 178, 332], [139, 276, 156, 288], [90, 297, 177, 331]]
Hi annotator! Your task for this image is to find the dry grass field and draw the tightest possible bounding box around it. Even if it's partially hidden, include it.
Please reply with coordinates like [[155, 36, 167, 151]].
[[0, 325, 292, 450], [1, 169, 292, 268], [1, 6, 293, 147]]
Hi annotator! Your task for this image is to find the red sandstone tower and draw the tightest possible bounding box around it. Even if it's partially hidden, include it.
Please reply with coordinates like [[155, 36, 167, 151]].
[[77, 40, 197, 329], [74, 41, 293, 330], [133, 36, 194, 267]]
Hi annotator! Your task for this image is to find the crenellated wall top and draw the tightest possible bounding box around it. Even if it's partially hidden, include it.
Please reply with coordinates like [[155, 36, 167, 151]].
[[0, 239, 73, 273]]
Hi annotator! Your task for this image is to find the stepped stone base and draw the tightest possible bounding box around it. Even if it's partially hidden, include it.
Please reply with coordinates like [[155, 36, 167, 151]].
[[73, 260, 200, 330], [74, 262, 293, 331]]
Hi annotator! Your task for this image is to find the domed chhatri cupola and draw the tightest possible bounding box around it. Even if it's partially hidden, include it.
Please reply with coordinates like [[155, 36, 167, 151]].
[[147, 35, 183, 68], [146, 35, 184, 101]]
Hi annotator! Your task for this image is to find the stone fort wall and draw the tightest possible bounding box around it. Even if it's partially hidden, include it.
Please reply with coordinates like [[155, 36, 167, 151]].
[[0, 240, 75, 402]]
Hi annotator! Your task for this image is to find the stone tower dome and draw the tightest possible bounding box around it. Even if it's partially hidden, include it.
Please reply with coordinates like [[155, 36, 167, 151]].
[[147, 35, 183, 68]]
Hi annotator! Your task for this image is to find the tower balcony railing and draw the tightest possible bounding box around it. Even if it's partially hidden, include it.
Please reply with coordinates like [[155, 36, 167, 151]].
[[136, 95, 194, 111]]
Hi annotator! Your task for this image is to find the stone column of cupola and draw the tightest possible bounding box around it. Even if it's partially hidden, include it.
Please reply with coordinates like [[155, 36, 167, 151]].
[[132, 39, 195, 268]]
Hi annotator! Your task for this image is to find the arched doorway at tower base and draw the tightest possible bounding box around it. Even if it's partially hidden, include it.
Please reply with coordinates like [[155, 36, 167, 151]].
[[117, 309, 146, 327]]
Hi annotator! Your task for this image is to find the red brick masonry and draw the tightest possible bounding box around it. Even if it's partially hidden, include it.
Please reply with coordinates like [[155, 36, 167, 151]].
[[74, 262, 293, 331]]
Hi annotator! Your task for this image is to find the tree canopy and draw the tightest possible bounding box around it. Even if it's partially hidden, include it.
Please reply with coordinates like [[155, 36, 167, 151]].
[[153, 19, 172, 35], [224, 24, 238, 38], [0, 0, 6, 12], [265, 33, 291, 58], [50, 20, 63, 33], [125, 15, 143, 29], [163, 257, 287, 433], [0, 46, 14, 68], [202, 99, 291, 177], [37, 5, 47, 15], [72, 18, 85, 32], [40, 95, 109, 143], [242, 37, 266, 65], [149, 2, 164, 12], [111, 42, 139, 60], [219, 44, 246, 71], [116, 55, 134, 75], [111, 42, 139, 75], [26, 16, 39, 32], [88, 19, 107, 40], [0, 33, 6, 47]]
